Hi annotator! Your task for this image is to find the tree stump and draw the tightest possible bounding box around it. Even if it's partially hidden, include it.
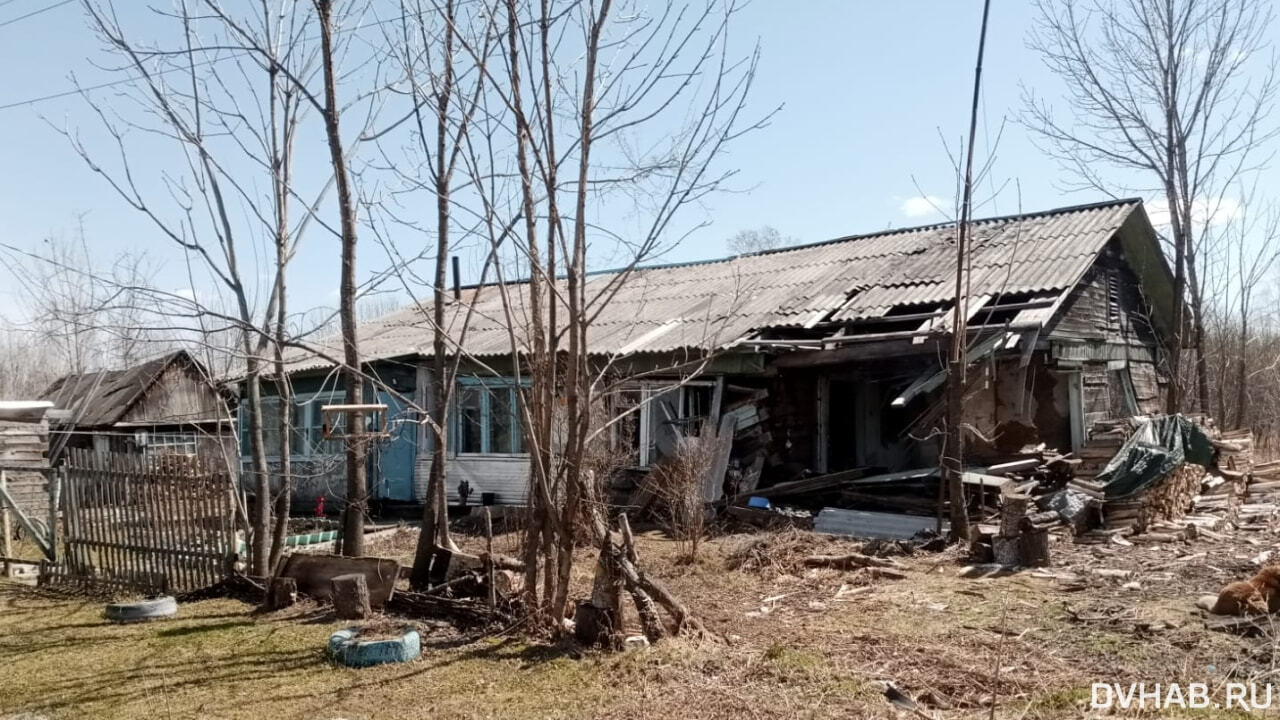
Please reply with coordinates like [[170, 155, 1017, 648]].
[[1000, 494, 1031, 538], [265, 576, 298, 611], [1018, 528, 1051, 567], [332, 573, 371, 620], [574, 600, 618, 648], [992, 536, 1022, 567]]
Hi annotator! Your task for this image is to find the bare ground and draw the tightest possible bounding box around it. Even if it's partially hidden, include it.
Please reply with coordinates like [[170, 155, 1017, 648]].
[[0, 522, 1275, 719]]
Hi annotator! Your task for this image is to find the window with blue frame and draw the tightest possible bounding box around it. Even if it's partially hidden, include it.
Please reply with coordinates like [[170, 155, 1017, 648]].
[[453, 378, 526, 454], [239, 392, 345, 457]]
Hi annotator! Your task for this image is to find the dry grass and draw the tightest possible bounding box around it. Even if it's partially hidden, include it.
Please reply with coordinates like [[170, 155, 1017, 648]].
[[0, 526, 1272, 719]]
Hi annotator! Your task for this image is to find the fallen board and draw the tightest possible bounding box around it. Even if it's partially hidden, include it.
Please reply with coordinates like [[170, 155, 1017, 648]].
[[813, 507, 942, 540], [278, 553, 400, 609], [738, 467, 869, 501]]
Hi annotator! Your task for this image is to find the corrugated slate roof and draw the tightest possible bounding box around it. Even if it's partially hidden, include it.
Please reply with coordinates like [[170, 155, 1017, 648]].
[[288, 199, 1144, 372]]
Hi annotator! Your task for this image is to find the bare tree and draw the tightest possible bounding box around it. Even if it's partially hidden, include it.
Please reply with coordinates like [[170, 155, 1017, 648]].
[[452, 0, 770, 626], [61, 0, 321, 575], [313, 0, 370, 557], [1024, 0, 1277, 413], [726, 225, 794, 254]]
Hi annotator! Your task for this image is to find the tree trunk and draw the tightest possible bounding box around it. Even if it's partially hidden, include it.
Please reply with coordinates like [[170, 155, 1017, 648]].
[[1236, 313, 1250, 428], [315, 0, 365, 557], [245, 367, 272, 576]]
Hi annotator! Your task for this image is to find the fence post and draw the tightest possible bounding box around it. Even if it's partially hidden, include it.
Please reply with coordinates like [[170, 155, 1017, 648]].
[[47, 467, 62, 565], [2, 470, 10, 575]]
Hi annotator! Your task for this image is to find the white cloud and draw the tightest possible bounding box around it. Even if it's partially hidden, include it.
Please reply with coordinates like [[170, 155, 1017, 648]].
[[900, 195, 946, 218], [1146, 196, 1242, 229], [174, 288, 197, 301]]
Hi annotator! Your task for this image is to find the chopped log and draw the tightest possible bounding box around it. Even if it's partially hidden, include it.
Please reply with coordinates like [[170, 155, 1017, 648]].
[[1000, 494, 1031, 538], [1019, 529, 1050, 567], [265, 576, 297, 611], [1020, 511, 1061, 531], [993, 536, 1021, 567], [332, 573, 372, 620], [803, 553, 906, 571]]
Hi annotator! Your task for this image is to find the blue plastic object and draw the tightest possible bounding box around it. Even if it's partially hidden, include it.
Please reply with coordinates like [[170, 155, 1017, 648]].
[[746, 496, 771, 509], [328, 627, 422, 667]]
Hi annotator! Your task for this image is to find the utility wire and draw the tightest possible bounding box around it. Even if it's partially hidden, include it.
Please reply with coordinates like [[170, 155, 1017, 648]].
[[0, 0, 73, 29], [0, 6, 434, 112]]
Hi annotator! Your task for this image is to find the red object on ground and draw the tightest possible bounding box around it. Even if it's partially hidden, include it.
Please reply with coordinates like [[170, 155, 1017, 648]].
[[315, 495, 327, 517]]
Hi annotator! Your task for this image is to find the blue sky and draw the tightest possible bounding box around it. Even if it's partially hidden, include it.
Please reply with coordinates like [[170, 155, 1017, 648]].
[[0, 1, 1274, 319]]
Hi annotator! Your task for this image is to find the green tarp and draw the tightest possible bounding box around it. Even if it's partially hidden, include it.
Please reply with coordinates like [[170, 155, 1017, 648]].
[[1094, 415, 1215, 500]]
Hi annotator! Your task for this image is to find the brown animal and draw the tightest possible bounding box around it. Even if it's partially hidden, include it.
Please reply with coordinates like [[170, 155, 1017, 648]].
[[1198, 565, 1280, 615]]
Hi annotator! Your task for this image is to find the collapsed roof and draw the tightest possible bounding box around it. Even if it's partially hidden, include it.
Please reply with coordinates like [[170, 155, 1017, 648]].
[[287, 198, 1171, 373]]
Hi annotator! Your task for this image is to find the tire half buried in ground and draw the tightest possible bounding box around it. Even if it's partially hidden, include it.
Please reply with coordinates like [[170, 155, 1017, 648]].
[[328, 627, 421, 667], [104, 596, 178, 623]]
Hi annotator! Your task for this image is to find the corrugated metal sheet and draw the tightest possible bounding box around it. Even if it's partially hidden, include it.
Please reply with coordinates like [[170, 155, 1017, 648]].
[[813, 508, 941, 540], [286, 199, 1140, 371]]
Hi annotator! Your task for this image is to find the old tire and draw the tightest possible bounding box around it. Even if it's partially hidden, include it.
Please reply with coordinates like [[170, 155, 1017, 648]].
[[328, 627, 421, 668], [104, 596, 178, 623]]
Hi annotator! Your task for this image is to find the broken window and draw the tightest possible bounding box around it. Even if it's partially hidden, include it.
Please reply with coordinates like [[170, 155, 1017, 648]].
[[611, 382, 714, 467]]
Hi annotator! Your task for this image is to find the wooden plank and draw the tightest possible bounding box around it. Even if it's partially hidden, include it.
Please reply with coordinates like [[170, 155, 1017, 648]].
[[167, 457, 189, 590], [279, 554, 400, 608], [702, 413, 736, 503], [744, 467, 872, 501], [1, 470, 10, 574]]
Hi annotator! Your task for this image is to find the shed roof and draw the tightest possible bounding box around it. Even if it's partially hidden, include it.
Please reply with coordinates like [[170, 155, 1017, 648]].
[[287, 198, 1165, 373], [42, 351, 200, 427]]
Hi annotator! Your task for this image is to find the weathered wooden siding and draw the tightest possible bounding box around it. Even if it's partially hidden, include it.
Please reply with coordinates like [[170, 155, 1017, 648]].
[[1, 418, 51, 518], [963, 354, 1072, 452], [1048, 242, 1161, 347], [119, 363, 228, 426]]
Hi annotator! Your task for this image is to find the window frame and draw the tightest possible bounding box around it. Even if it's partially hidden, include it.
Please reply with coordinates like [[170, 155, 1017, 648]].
[[142, 431, 198, 458], [612, 381, 715, 468], [450, 377, 529, 457], [239, 390, 346, 459]]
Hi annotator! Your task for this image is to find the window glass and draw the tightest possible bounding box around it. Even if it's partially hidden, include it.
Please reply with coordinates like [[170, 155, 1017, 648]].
[[489, 387, 515, 453], [310, 402, 345, 455], [646, 387, 680, 466], [456, 386, 485, 453], [149, 432, 197, 456], [260, 400, 281, 454]]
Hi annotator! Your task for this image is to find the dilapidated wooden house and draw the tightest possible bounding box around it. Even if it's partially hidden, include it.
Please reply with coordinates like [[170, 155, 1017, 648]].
[[42, 350, 237, 467], [255, 198, 1175, 509]]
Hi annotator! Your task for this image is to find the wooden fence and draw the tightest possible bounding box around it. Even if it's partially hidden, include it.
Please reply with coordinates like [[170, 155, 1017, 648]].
[[42, 448, 237, 595]]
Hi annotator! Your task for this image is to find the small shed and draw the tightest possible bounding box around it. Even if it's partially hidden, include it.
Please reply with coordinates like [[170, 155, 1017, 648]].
[[41, 351, 237, 469], [0, 400, 54, 520]]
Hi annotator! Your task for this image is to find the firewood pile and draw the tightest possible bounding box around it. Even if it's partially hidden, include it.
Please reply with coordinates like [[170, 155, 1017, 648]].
[[1099, 463, 1206, 532]]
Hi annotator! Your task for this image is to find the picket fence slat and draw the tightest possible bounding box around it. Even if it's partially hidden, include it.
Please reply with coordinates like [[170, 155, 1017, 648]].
[[40, 450, 236, 596]]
